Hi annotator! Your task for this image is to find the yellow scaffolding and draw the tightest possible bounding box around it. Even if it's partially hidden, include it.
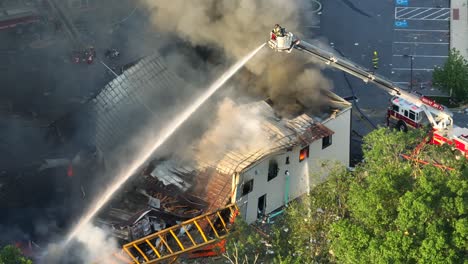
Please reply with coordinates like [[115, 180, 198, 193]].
[[95, 204, 239, 264]]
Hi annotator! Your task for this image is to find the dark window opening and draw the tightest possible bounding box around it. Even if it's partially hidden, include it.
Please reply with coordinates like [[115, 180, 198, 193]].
[[322, 135, 332, 149], [242, 179, 253, 196], [257, 194, 266, 219], [409, 110, 415, 121], [404, 110, 409, 117], [299, 145, 309, 162], [268, 160, 279, 181], [285, 156, 290, 165], [392, 104, 399, 113]]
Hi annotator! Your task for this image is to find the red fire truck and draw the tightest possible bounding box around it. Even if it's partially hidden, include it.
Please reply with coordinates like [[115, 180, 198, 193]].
[[268, 25, 468, 159], [0, 6, 40, 31]]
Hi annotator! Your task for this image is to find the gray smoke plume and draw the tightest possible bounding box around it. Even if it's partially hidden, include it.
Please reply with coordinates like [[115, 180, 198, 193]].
[[138, 0, 331, 115], [40, 223, 118, 264], [192, 98, 271, 165]]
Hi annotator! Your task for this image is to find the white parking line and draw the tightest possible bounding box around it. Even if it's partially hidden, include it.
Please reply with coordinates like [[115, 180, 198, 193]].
[[393, 54, 449, 58], [433, 12, 450, 20], [394, 29, 449, 32], [393, 41, 449, 45], [406, 8, 437, 19], [395, 7, 450, 20], [420, 9, 447, 19], [392, 68, 434, 71], [395, 8, 421, 19]]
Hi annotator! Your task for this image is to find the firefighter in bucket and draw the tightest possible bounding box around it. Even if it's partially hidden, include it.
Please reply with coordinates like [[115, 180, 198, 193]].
[[272, 24, 286, 37]]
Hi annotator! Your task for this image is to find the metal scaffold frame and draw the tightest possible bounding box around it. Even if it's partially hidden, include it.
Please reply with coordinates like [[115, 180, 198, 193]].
[[95, 204, 239, 264]]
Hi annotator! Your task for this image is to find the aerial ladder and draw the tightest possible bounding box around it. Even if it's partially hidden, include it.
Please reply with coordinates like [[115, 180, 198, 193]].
[[94, 204, 239, 264], [268, 25, 468, 158]]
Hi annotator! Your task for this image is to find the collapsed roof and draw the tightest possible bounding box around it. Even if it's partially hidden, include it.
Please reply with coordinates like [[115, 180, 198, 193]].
[[93, 52, 351, 242]]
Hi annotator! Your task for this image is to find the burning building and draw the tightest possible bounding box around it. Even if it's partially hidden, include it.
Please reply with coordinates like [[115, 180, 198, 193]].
[[225, 95, 351, 223], [59, 50, 351, 247]]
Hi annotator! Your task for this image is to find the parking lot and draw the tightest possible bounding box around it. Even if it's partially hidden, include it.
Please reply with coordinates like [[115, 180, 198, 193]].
[[390, 0, 450, 90]]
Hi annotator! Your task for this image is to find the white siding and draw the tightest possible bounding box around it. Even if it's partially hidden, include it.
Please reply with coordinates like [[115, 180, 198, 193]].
[[236, 108, 351, 224]]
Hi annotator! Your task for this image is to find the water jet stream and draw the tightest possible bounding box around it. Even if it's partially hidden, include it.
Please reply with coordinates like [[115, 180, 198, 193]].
[[66, 43, 266, 243]]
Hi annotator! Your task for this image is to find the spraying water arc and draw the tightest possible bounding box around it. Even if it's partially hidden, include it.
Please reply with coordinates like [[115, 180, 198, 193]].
[[66, 43, 266, 243]]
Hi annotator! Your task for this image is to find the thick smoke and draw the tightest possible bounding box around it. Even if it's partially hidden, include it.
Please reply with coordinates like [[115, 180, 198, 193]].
[[138, 0, 331, 115], [193, 98, 270, 164], [41, 224, 118, 264]]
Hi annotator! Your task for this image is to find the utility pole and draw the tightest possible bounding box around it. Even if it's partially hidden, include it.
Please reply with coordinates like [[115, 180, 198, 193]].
[[403, 54, 414, 90]]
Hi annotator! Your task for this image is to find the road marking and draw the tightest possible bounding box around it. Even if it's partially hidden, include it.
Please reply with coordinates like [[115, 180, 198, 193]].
[[432, 12, 450, 20], [406, 8, 438, 19], [395, 8, 422, 19], [393, 54, 449, 58], [395, 7, 450, 20], [419, 9, 448, 19], [392, 68, 434, 71], [394, 29, 449, 32], [393, 41, 449, 45], [394, 81, 410, 84], [396, 0, 409, 6], [395, 20, 408, 27]]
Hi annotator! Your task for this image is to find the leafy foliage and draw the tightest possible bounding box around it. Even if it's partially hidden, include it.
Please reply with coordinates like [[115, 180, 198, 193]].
[[433, 48, 468, 101], [0, 245, 32, 264], [226, 128, 468, 263], [330, 128, 468, 264]]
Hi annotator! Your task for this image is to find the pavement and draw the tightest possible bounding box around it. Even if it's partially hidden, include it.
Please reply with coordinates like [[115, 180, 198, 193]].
[[390, 0, 450, 90], [450, 0, 468, 60], [312, 0, 468, 136]]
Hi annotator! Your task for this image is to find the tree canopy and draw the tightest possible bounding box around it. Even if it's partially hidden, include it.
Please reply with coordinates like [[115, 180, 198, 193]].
[[432, 48, 468, 102], [0, 245, 32, 264], [226, 128, 468, 263]]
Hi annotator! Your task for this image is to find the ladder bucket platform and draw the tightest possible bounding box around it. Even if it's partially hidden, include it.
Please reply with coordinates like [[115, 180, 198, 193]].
[[96, 204, 239, 264]]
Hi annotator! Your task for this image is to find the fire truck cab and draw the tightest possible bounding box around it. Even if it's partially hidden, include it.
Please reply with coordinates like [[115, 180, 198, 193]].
[[387, 97, 426, 131], [387, 95, 454, 133]]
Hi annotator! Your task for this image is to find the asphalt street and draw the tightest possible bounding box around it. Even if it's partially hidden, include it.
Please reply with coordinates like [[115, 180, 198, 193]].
[[390, 1, 450, 89], [317, 0, 396, 139], [313, 0, 468, 138]]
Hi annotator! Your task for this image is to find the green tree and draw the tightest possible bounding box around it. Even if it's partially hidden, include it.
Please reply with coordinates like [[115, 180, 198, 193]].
[[0, 245, 32, 264], [433, 48, 468, 102], [329, 128, 468, 264], [226, 128, 468, 263]]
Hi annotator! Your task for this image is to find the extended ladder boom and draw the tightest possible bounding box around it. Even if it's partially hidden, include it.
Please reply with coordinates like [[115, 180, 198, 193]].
[[268, 30, 453, 130]]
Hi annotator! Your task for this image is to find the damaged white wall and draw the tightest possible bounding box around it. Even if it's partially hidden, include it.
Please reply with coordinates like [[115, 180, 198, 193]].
[[236, 107, 351, 224]]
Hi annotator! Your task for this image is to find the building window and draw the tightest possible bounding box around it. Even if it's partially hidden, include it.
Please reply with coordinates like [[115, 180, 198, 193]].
[[299, 145, 309, 162], [322, 135, 332, 149], [242, 179, 253, 196], [285, 156, 290, 164], [268, 160, 279, 181]]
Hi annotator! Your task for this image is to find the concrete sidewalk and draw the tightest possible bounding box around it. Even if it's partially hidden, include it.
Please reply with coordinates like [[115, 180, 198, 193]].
[[450, 0, 468, 60]]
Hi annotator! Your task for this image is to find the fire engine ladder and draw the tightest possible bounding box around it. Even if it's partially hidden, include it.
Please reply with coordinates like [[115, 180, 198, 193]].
[[96, 204, 239, 264], [293, 41, 404, 96], [292, 40, 453, 129]]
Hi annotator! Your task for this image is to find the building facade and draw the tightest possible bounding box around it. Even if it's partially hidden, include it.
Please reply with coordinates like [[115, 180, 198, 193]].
[[234, 100, 351, 224]]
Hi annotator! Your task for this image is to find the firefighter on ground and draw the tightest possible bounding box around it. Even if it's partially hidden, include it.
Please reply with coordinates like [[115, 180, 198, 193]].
[[273, 24, 285, 37], [372, 51, 379, 70]]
